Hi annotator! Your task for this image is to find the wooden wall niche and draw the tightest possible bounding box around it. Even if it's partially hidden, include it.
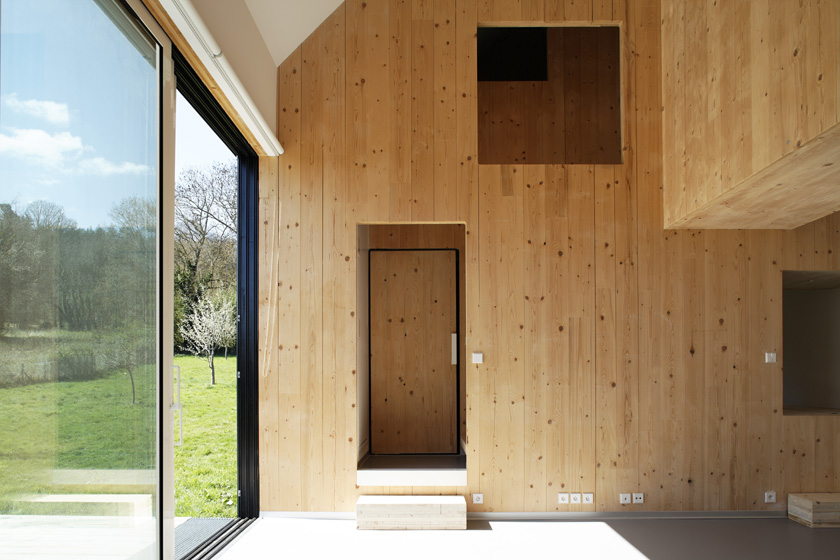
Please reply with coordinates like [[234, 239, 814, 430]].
[[357, 224, 467, 460], [478, 26, 621, 165]]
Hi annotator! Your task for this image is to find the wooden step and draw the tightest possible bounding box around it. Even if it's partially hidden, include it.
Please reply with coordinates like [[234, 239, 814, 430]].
[[788, 493, 840, 528], [356, 495, 466, 530]]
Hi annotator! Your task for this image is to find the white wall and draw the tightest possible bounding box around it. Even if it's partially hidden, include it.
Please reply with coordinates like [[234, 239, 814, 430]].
[[191, 0, 277, 137]]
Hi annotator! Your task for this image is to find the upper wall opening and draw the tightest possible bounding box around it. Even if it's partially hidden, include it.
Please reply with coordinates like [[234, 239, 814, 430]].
[[477, 26, 621, 165]]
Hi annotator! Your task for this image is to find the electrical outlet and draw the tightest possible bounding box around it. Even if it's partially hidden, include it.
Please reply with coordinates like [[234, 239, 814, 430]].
[[620, 493, 632, 504], [765, 352, 776, 364], [633, 493, 644, 504], [558, 493, 569, 504], [571, 493, 582, 504], [472, 493, 483, 504], [583, 493, 594, 504], [765, 491, 776, 504]]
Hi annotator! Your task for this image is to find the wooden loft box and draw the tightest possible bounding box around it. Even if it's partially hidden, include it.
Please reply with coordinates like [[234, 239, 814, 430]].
[[665, 123, 840, 229], [661, 0, 840, 230]]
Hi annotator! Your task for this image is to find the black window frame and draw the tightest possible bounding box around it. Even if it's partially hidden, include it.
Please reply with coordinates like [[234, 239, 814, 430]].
[[173, 45, 260, 530]]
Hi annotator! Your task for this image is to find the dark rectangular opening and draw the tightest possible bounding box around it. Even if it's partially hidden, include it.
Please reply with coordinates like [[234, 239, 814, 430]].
[[478, 26, 622, 165], [783, 270, 840, 415], [477, 27, 548, 82]]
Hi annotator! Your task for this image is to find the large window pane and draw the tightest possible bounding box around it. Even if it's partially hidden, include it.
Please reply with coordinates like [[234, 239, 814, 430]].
[[0, 1, 160, 558]]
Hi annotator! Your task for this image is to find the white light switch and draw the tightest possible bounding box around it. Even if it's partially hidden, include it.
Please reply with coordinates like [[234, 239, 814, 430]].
[[472, 352, 484, 364], [765, 352, 777, 364]]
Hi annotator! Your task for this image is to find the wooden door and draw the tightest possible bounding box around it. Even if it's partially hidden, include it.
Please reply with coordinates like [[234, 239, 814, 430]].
[[370, 250, 458, 454]]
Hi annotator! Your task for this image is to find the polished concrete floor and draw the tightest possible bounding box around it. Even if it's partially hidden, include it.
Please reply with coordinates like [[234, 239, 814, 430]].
[[217, 517, 840, 560]]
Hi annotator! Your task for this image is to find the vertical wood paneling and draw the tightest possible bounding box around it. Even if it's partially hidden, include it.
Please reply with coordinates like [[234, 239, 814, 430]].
[[663, 0, 840, 229], [259, 0, 840, 513]]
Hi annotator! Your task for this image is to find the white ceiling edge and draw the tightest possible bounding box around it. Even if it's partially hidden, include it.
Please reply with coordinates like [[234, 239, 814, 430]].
[[244, 0, 344, 67], [160, 0, 283, 156]]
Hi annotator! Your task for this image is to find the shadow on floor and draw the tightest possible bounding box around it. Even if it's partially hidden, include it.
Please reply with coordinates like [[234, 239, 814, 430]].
[[605, 518, 840, 560]]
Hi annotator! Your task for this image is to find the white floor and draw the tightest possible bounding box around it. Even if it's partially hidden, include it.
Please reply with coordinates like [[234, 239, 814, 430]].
[[216, 518, 650, 560], [0, 515, 156, 560], [216, 516, 840, 560]]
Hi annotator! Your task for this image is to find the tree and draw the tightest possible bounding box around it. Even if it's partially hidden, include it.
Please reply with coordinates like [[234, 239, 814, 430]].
[[175, 161, 237, 292], [26, 200, 76, 230], [179, 290, 236, 385], [174, 161, 237, 353]]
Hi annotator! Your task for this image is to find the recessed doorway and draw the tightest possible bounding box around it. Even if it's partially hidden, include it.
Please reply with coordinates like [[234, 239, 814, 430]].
[[356, 224, 467, 485]]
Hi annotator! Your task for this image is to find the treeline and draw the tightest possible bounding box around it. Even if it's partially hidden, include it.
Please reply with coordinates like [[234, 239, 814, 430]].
[[0, 200, 155, 333], [0, 160, 238, 362]]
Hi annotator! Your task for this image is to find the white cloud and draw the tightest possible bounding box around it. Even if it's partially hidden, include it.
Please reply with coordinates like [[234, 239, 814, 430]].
[[4, 93, 70, 127], [78, 157, 149, 176], [0, 128, 83, 166], [0, 128, 150, 176]]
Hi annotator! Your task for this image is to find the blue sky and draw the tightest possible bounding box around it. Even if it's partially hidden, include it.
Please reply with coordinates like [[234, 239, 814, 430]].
[[0, 0, 233, 229]]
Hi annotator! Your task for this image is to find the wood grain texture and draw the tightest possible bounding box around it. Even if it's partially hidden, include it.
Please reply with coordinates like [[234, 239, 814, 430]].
[[662, 0, 840, 230], [370, 251, 458, 453], [477, 27, 621, 164], [260, 0, 840, 513]]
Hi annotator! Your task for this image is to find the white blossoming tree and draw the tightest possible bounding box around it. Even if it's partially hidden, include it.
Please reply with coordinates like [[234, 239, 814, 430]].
[[180, 289, 236, 385]]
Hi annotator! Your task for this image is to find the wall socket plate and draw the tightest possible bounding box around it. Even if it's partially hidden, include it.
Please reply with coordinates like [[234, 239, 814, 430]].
[[620, 493, 632, 504], [472, 493, 483, 504], [582, 493, 594, 504], [570, 493, 582, 504], [765, 491, 776, 503], [633, 493, 644, 504], [558, 493, 569, 504]]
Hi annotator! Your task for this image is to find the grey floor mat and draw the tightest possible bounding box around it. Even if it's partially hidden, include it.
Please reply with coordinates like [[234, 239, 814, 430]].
[[175, 517, 234, 560]]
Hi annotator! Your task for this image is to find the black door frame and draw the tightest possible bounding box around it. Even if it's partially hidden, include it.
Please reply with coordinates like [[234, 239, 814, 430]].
[[173, 48, 260, 520]]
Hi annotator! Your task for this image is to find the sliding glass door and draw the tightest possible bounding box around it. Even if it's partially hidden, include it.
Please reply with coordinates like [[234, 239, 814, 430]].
[[0, 0, 174, 558]]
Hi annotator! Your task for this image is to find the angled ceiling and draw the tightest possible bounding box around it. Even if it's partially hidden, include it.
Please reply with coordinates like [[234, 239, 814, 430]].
[[244, 0, 344, 67]]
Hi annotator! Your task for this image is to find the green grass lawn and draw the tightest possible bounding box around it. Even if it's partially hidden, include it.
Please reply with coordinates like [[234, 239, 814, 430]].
[[0, 353, 156, 512], [174, 354, 237, 518], [0, 332, 235, 518]]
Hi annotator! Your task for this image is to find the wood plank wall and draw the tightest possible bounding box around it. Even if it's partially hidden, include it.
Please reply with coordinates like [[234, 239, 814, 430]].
[[478, 26, 622, 164], [662, 0, 840, 229], [259, 0, 840, 513]]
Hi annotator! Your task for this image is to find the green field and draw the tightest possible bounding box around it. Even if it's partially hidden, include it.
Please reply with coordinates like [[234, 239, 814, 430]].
[[0, 332, 235, 518], [174, 354, 237, 518]]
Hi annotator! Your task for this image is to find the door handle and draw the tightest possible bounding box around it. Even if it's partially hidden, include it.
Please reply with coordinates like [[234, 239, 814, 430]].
[[171, 365, 183, 446], [451, 333, 458, 365]]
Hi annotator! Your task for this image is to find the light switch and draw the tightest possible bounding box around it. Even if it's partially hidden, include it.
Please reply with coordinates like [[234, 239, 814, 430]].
[[765, 352, 776, 364], [472, 352, 484, 364]]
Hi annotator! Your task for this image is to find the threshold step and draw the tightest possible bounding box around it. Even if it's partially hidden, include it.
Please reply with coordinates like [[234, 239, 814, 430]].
[[356, 495, 466, 530], [788, 493, 840, 528], [356, 454, 467, 487]]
